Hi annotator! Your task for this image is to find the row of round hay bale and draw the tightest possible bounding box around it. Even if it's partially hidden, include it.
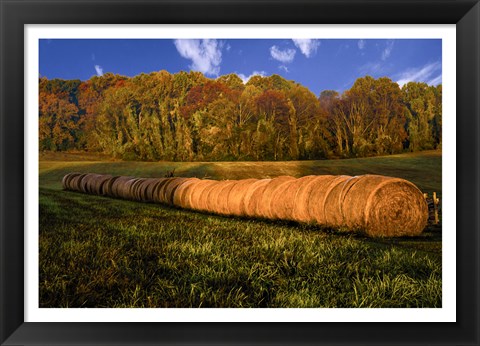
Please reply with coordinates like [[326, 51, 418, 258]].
[[62, 172, 428, 237]]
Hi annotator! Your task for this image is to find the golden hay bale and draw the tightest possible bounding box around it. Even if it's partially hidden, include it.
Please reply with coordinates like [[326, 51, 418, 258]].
[[323, 175, 352, 227], [243, 179, 272, 218], [162, 178, 190, 205], [102, 176, 121, 196], [189, 180, 218, 211], [215, 180, 239, 215], [292, 175, 336, 223], [198, 180, 222, 212], [173, 178, 201, 209], [307, 175, 352, 225], [342, 175, 428, 237], [204, 180, 232, 214], [269, 176, 315, 221], [257, 176, 295, 219], [273, 175, 319, 221], [225, 179, 258, 216]]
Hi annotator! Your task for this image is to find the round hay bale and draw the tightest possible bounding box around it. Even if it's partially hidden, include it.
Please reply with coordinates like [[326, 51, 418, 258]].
[[173, 178, 200, 209], [85, 174, 103, 194], [70, 173, 88, 192], [61, 173, 71, 190], [269, 177, 314, 221], [62, 172, 81, 190], [206, 180, 236, 214], [291, 175, 336, 223], [84, 173, 101, 194], [138, 178, 163, 202], [151, 178, 171, 203], [216, 180, 239, 215], [225, 179, 258, 216], [162, 178, 190, 205], [307, 175, 354, 225], [323, 175, 354, 227], [198, 180, 221, 212], [91, 174, 113, 195], [132, 178, 148, 202], [189, 180, 218, 211], [243, 179, 271, 218], [110, 176, 135, 198], [156, 178, 176, 204], [203, 180, 229, 214], [257, 176, 295, 219], [343, 175, 428, 237], [78, 173, 94, 193], [119, 178, 141, 200], [102, 176, 121, 196]]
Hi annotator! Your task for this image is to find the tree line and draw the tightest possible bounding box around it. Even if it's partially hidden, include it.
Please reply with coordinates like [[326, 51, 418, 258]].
[[39, 71, 442, 161]]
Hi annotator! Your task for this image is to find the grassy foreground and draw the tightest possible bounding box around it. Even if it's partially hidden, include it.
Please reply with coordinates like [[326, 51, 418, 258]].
[[39, 150, 442, 308]]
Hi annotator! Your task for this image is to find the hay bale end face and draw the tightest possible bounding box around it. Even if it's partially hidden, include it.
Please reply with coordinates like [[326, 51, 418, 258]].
[[62, 172, 429, 237]]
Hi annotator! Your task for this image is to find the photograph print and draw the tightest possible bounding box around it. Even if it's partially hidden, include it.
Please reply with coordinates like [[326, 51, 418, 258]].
[[38, 37, 442, 309]]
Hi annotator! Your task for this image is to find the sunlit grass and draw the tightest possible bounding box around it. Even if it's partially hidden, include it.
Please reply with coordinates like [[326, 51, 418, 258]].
[[39, 151, 442, 308]]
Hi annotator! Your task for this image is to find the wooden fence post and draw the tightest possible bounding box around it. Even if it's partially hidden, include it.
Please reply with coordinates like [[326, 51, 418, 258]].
[[433, 192, 439, 224]]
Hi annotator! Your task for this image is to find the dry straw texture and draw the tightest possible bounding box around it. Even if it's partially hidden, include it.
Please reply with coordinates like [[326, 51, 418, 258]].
[[225, 179, 258, 216], [323, 176, 352, 227], [173, 178, 200, 208], [243, 179, 272, 217], [62, 173, 428, 237], [344, 175, 428, 237], [293, 175, 336, 222], [189, 180, 218, 211], [270, 176, 316, 221], [258, 176, 295, 219], [216, 181, 239, 215]]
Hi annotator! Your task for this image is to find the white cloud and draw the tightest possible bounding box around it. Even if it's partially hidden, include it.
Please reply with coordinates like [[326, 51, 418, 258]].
[[381, 40, 395, 61], [292, 39, 319, 58], [270, 45, 296, 63], [359, 62, 385, 75], [358, 39, 366, 50], [428, 74, 442, 86], [396, 61, 442, 87], [278, 65, 289, 73], [237, 70, 267, 84], [94, 65, 103, 76], [174, 39, 223, 76]]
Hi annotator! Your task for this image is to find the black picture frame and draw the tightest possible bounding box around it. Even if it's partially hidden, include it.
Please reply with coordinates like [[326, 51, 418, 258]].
[[1, 0, 479, 345]]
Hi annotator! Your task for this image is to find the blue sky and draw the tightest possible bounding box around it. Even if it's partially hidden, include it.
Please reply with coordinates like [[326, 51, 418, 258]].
[[39, 39, 441, 96]]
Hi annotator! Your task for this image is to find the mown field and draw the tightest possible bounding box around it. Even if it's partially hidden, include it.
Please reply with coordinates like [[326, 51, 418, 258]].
[[39, 150, 442, 308]]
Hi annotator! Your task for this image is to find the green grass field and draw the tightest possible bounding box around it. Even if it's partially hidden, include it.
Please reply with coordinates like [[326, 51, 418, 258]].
[[39, 150, 442, 308]]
